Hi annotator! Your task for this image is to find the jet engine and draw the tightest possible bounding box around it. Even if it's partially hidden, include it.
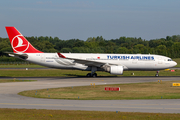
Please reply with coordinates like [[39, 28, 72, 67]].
[[103, 65, 123, 75], [110, 66, 123, 75]]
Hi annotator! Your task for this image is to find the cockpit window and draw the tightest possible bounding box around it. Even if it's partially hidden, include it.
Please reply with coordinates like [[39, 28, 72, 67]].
[[168, 59, 172, 61]]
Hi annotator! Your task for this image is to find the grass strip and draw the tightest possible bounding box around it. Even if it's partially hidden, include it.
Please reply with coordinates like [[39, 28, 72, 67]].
[[19, 80, 180, 100], [0, 69, 180, 77], [0, 108, 179, 120]]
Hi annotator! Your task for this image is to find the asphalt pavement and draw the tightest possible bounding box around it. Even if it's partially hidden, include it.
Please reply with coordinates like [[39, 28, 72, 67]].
[[0, 76, 180, 113]]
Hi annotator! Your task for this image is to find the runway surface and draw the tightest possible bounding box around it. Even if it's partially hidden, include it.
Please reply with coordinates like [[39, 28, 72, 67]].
[[0, 76, 180, 113]]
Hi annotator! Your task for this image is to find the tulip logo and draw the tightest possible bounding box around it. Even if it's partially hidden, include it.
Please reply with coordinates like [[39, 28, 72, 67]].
[[11, 35, 29, 53]]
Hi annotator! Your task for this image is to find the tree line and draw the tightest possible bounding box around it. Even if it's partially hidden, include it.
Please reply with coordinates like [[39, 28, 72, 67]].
[[0, 35, 180, 62]]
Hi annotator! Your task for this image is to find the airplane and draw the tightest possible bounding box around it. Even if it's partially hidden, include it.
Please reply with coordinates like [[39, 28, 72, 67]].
[[5, 26, 177, 77]]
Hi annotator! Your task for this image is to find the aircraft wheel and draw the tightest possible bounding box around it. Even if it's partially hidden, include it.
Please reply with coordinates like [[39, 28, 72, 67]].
[[92, 73, 97, 77], [86, 73, 91, 77], [155, 74, 159, 77]]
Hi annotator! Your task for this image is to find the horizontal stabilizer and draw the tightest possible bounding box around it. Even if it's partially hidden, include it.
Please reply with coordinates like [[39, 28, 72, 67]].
[[5, 52, 28, 59]]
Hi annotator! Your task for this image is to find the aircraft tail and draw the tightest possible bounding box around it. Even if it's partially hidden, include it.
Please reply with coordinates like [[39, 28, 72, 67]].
[[5, 27, 43, 53]]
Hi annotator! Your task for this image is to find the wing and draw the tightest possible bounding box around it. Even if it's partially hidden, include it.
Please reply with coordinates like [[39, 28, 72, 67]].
[[57, 53, 119, 67], [65, 57, 105, 67]]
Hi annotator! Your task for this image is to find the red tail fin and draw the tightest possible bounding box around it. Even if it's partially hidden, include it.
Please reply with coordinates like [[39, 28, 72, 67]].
[[5, 27, 43, 53]]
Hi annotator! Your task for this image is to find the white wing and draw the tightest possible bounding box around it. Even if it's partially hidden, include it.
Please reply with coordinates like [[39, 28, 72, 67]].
[[57, 53, 120, 67]]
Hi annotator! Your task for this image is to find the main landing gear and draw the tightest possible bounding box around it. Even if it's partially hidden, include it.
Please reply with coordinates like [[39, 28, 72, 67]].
[[155, 71, 159, 77], [86, 66, 97, 77], [86, 73, 97, 77]]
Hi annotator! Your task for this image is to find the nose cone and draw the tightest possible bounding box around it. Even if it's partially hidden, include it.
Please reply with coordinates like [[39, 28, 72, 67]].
[[173, 61, 177, 67]]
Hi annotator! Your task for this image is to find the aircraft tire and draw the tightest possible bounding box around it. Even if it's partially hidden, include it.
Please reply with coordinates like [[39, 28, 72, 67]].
[[155, 74, 159, 77], [86, 73, 91, 77], [92, 73, 97, 77]]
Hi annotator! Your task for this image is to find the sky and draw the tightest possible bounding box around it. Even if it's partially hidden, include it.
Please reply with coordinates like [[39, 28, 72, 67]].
[[1, 0, 180, 40]]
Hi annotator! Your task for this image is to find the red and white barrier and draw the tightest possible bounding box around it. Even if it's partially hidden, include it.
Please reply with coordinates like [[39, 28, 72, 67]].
[[105, 87, 120, 91]]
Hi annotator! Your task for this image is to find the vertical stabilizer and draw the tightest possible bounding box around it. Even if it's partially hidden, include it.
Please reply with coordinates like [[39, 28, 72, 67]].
[[5, 27, 43, 53]]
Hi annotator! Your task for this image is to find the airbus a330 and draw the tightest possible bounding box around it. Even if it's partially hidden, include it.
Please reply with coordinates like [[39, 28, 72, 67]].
[[5, 27, 177, 77]]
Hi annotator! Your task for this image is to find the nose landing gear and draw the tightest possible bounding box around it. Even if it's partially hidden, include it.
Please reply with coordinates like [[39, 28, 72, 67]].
[[155, 71, 159, 77]]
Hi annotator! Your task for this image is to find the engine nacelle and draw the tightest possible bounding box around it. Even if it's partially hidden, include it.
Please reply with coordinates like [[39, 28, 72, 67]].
[[110, 66, 123, 75]]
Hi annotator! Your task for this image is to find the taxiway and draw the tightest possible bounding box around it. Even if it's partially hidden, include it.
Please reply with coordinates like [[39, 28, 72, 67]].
[[0, 76, 180, 113]]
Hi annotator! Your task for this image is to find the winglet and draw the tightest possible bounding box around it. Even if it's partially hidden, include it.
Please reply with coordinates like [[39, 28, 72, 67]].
[[5, 26, 43, 53], [57, 53, 66, 58]]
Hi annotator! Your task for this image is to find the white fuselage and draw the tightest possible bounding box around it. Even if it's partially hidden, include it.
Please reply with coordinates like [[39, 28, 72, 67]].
[[24, 53, 177, 71]]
